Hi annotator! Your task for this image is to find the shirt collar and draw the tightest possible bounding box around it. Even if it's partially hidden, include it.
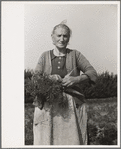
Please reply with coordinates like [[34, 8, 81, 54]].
[[51, 49, 66, 61], [53, 47, 66, 57]]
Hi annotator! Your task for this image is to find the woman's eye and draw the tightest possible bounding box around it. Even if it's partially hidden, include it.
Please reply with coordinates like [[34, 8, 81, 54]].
[[57, 35, 68, 38], [64, 35, 68, 38]]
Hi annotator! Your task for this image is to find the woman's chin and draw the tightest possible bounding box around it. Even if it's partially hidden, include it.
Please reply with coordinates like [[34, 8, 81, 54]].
[[57, 45, 67, 49]]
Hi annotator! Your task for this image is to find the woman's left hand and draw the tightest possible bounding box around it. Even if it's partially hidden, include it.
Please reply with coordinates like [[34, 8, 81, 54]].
[[62, 76, 80, 88]]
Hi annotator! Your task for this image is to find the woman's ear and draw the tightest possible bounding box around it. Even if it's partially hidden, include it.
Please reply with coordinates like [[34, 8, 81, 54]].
[[51, 34, 55, 45], [51, 34, 53, 39]]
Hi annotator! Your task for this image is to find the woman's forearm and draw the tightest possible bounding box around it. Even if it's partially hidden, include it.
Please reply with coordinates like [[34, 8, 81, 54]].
[[76, 74, 89, 84]]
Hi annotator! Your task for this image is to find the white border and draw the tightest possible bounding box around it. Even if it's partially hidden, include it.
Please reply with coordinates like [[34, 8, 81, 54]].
[[23, 1, 119, 5], [1, 1, 120, 148], [117, 1, 120, 147]]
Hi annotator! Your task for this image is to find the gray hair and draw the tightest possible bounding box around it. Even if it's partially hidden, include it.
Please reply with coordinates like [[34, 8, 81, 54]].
[[52, 23, 72, 38]]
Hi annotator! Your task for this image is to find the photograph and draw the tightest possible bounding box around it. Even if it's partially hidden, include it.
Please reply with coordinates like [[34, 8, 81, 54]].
[[2, 1, 120, 148], [24, 2, 119, 146]]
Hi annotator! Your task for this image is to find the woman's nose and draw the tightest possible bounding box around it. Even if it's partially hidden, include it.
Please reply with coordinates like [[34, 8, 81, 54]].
[[60, 36, 64, 41]]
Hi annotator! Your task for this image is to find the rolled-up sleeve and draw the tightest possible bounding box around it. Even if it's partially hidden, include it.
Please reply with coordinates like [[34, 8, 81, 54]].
[[76, 50, 97, 84]]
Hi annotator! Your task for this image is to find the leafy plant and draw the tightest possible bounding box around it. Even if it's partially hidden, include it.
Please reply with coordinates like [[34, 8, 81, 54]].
[[25, 72, 67, 109]]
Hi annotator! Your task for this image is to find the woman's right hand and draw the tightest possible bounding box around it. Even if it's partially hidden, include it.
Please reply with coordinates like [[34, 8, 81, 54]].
[[49, 74, 62, 82]]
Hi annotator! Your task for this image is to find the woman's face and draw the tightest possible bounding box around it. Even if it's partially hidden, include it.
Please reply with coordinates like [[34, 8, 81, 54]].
[[52, 27, 70, 50]]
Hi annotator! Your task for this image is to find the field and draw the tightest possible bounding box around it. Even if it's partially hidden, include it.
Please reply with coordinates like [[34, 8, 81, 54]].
[[25, 97, 117, 145]]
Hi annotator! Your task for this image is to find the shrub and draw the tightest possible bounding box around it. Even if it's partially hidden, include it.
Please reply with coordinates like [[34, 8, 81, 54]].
[[24, 69, 33, 80], [81, 71, 117, 99], [24, 70, 117, 103]]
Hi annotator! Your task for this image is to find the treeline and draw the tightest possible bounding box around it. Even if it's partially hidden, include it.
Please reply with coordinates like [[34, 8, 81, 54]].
[[24, 69, 117, 103]]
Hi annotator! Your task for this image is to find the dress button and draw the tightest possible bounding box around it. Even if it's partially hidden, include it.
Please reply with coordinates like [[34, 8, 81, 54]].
[[58, 61, 60, 64], [59, 57, 61, 59], [58, 66, 60, 69]]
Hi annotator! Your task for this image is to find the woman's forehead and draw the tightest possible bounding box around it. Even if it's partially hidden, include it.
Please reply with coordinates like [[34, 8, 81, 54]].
[[54, 27, 69, 35]]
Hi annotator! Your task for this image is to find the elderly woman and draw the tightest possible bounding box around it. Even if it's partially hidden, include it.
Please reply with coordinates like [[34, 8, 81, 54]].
[[33, 23, 97, 145]]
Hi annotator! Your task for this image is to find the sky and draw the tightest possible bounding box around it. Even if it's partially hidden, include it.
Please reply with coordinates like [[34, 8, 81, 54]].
[[24, 3, 119, 74]]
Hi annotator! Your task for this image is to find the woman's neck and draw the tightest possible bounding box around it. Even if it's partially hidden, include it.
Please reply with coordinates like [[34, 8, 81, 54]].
[[54, 47, 67, 56]]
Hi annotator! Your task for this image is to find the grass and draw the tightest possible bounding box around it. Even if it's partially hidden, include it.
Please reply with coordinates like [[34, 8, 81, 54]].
[[25, 97, 117, 145], [25, 103, 34, 145], [87, 97, 117, 145]]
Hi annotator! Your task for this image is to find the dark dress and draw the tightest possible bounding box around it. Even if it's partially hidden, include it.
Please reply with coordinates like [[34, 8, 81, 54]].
[[50, 50, 67, 78]]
